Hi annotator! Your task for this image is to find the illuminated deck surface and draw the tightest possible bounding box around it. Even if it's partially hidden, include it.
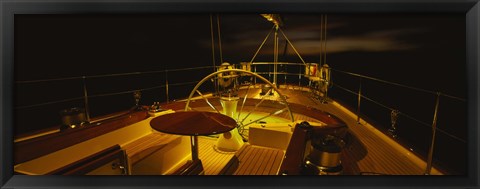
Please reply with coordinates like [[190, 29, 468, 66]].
[[193, 85, 443, 175]]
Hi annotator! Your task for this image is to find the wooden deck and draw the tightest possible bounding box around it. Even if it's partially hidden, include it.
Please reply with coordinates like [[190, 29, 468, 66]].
[[123, 132, 180, 165], [220, 144, 285, 175], [275, 85, 439, 175], [197, 137, 285, 175], [166, 84, 443, 175], [197, 137, 236, 175]]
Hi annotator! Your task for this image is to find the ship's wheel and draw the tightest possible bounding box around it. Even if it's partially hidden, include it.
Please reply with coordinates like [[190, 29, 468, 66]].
[[184, 69, 295, 151]]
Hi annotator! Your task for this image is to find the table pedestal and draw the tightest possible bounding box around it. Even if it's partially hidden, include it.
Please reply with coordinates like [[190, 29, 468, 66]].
[[150, 111, 237, 175]]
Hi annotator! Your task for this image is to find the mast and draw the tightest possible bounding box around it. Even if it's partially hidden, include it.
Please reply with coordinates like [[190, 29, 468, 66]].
[[261, 14, 283, 87]]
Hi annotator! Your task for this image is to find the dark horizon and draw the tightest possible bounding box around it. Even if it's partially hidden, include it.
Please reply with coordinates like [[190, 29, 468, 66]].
[[15, 14, 466, 97]]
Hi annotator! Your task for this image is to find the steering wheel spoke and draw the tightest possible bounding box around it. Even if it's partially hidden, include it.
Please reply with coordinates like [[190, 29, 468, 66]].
[[237, 83, 253, 122], [185, 69, 295, 140], [195, 90, 221, 114]]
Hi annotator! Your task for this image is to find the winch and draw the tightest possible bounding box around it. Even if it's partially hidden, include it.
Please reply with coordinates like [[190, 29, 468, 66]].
[[279, 121, 348, 175]]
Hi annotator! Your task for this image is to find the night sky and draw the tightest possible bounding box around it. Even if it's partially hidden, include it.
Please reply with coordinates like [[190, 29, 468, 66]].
[[15, 14, 466, 96]]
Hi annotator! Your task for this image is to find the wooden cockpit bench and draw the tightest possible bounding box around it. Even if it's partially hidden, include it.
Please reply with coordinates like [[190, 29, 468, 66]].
[[47, 144, 128, 175], [220, 144, 285, 175], [121, 131, 191, 175], [122, 132, 181, 165]]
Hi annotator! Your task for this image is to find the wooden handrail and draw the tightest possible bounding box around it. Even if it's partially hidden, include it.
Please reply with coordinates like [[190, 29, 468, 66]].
[[172, 159, 204, 175], [14, 110, 148, 164], [278, 122, 311, 175], [47, 144, 127, 175]]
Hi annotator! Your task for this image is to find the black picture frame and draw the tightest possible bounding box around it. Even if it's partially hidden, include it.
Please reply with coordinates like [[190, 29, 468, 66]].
[[1, 0, 478, 188]]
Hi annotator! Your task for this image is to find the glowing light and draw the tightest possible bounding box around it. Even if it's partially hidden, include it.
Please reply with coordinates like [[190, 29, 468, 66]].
[[260, 14, 282, 27]]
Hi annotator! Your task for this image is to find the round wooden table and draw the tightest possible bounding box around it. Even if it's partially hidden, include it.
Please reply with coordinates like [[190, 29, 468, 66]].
[[150, 111, 237, 174], [150, 111, 237, 136]]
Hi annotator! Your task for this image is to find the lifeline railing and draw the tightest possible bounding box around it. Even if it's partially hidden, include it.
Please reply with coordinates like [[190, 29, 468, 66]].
[[15, 66, 215, 123], [15, 62, 467, 175], [329, 68, 466, 174], [250, 62, 467, 175]]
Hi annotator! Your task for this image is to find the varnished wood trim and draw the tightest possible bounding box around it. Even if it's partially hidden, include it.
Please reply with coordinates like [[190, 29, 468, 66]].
[[172, 159, 204, 175], [47, 144, 126, 175], [278, 124, 310, 175], [287, 102, 345, 126], [14, 110, 148, 164], [219, 144, 248, 175], [123, 133, 180, 165]]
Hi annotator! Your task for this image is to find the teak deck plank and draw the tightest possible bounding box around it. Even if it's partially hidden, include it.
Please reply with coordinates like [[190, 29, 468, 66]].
[[261, 150, 279, 175], [269, 150, 285, 175], [197, 137, 235, 175], [254, 149, 274, 175], [216, 144, 285, 175], [235, 145, 285, 175], [123, 132, 180, 165], [234, 145, 258, 175], [242, 148, 266, 175], [275, 88, 429, 175], [130, 86, 433, 176]]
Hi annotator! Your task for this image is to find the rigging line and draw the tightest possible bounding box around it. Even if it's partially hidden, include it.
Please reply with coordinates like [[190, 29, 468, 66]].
[[88, 85, 167, 98], [16, 76, 83, 84], [210, 14, 219, 95], [398, 106, 466, 143], [16, 66, 214, 84], [93, 80, 198, 98], [87, 72, 144, 79], [435, 127, 467, 143], [319, 14, 323, 65], [165, 66, 215, 72], [274, 26, 277, 64], [210, 14, 217, 71], [361, 93, 432, 127], [15, 96, 85, 109], [282, 38, 288, 58], [331, 82, 358, 96], [332, 83, 466, 143], [249, 26, 275, 64], [401, 108, 465, 143], [91, 81, 190, 99], [323, 14, 328, 66], [217, 14, 224, 63], [279, 28, 306, 64], [331, 68, 466, 102], [15, 84, 168, 109], [361, 95, 397, 114], [17, 70, 163, 83], [335, 83, 466, 143], [251, 62, 304, 66], [253, 72, 303, 76], [439, 93, 466, 101], [274, 25, 279, 85], [168, 80, 200, 87], [333, 83, 430, 127], [398, 111, 431, 128]]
